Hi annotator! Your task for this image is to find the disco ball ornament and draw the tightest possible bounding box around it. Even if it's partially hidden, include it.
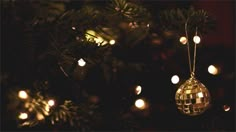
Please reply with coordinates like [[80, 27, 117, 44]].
[[175, 76, 211, 116]]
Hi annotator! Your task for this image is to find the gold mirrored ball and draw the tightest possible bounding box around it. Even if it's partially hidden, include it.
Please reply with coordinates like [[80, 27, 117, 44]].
[[175, 76, 211, 116]]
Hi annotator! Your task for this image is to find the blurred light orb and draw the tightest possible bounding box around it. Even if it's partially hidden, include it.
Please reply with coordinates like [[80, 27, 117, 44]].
[[208, 65, 218, 75], [36, 113, 45, 120], [72, 27, 76, 30], [109, 40, 116, 45], [223, 105, 230, 112], [135, 85, 142, 95], [179, 36, 188, 45], [18, 90, 28, 99], [171, 75, 180, 84], [48, 99, 55, 107], [193, 35, 201, 44], [18, 113, 28, 120], [78, 58, 86, 67], [175, 76, 211, 116], [135, 99, 146, 110]]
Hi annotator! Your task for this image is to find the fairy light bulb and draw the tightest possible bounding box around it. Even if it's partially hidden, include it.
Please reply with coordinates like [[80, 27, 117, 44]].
[[78, 58, 86, 67], [48, 99, 55, 107], [193, 35, 201, 44], [179, 36, 188, 45], [223, 105, 230, 112], [72, 27, 76, 30], [18, 90, 28, 99], [171, 75, 180, 84], [135, 99, 146, 110], [109, 40, 116, 45], [208, 65, 218, 75], [18, 113, 28, 120], [135, 85, 142, 95]]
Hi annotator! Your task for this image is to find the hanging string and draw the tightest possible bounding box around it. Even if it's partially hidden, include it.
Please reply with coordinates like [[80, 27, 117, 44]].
[[184, 19, 198, 77], [185, 18, 192, 76], [192, 27, 198, 74]]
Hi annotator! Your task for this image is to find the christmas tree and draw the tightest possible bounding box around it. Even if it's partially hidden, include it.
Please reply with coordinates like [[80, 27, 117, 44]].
[[1, 0, 235, 131]]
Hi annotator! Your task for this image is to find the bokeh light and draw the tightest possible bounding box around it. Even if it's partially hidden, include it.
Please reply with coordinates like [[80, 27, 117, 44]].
[[18, 112, 28, 120], [109, 40, 116, 45], [78, 58, 86, 67], [179, 36, 188, 45], [48, 99, 55, 107], [135, 85, 142, 95], [18, 90, 28, 99], [208, 65, 219, 75], [171, 75, 180, 84], [223, 105, 231, 112], [135, 99, 146, 110], [193, 35, 201, 44]]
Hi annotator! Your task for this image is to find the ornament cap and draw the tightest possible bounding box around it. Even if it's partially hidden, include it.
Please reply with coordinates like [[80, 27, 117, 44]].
[[190, 72, 195, 78]]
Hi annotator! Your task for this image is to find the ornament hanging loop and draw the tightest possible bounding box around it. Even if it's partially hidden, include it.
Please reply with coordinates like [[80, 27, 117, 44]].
[[185, 18, 198, 77]]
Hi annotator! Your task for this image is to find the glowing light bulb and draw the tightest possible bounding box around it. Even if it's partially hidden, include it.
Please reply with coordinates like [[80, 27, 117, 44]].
[[193, 35, 201, 44], [48, 99, 55, 107], [208, 65, 218, 75], [179, 36, 188, 45], [72, 27, 76, 30], [18, 113, 28, 120], [135, 85, 142, 95], [78, 58, 86, 67], [171, 75, 180, 84], [109, 40, 116, 45], [223, 105, 230, 112], [135, 99, 146, 110], [18, 90, 28, 99]]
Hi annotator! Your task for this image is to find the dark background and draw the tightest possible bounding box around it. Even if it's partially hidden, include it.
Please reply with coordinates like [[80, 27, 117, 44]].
[[1, 0, 235, 131]]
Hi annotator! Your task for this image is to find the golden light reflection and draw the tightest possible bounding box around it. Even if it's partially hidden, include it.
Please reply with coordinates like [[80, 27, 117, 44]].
[[36, 113, 44, 120], [85, 30, 108, 45]]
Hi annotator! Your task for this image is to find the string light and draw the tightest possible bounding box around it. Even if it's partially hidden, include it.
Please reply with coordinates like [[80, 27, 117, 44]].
[[109, 40, 116, 45], [208, 65, 218, 75], [72, 27, 76, 30], [135, 99, 146, 110], [78, 58, 86, 67], [193, 35, 201, 44], [223, 105, 230, 112], [171, 75, 180, 84], [179, 36, 188, 45], [48, 99, 55, 107], [18, 90, 28, 99], [135, 85, 142, 95], [18, 113, 28, 120]]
